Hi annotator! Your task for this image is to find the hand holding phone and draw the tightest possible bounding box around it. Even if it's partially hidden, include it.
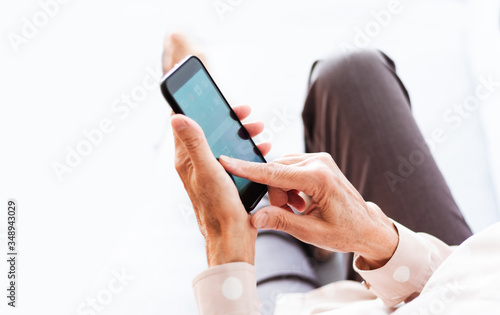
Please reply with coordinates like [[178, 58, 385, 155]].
[[169, 112, 260, 266], [161, 56, 268, 211]]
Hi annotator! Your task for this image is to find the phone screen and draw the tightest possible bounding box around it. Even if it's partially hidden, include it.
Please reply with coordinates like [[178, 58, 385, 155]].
[[170, 66, 265, 195]]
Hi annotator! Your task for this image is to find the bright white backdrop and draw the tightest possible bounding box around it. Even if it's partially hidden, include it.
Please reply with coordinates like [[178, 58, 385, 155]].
[[1, 0, 499, 314]]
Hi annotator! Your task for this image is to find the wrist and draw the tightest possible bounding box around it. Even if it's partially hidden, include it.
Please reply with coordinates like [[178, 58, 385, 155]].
[[356, 204, 399, 269], [358, 222, 398, 269], [205, 224, 257, 267]]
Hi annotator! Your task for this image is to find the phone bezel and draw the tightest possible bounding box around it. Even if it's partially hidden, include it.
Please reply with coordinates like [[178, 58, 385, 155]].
[[160, 55, 267, 211]]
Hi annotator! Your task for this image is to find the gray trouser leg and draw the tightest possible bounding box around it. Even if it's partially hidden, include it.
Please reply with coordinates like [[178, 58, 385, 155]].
[[256, 231, 318, 315]]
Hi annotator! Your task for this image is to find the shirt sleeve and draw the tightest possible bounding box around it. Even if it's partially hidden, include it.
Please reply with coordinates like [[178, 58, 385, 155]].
[[353, 221, 453, 307], [193, 262, 261, 315]]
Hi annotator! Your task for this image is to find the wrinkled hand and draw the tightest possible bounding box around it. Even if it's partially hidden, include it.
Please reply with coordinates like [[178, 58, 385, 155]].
[[171, 105, 270, 267], [219, 153, 398, 268]]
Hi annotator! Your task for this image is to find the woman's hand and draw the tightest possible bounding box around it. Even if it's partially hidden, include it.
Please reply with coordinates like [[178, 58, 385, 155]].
[[171, 105, 270, 267], [219, 153, 399, 269]]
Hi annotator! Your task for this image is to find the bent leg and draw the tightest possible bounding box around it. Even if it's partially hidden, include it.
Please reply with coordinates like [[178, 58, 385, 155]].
[[302, 50, 472, 280]]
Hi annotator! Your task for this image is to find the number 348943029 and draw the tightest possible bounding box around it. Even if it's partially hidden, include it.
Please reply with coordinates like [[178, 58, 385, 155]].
[[7, 200, 16, 252]]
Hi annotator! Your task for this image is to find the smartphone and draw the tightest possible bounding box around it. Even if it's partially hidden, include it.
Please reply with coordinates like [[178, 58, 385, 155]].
[[160, 56, 267, 211]]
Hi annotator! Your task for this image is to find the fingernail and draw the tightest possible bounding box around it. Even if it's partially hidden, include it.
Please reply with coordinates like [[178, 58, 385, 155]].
[[254, 212, 268, 229], [172, 117, 188, 132], [219, 155, 231, 165]]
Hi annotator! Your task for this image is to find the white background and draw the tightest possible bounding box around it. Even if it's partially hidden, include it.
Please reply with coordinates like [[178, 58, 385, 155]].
[[1, 0, 499, 314]]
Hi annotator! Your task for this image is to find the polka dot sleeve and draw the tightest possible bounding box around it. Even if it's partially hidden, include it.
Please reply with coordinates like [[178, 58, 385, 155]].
[[193, 262, 261, 315], [353, 221, 453, 307]]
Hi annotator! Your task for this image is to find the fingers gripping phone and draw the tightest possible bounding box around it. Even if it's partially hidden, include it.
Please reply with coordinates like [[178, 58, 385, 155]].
[[160, 56, 267, 211]]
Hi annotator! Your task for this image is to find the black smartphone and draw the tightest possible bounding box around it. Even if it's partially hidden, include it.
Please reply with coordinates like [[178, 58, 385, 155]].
[[160, 56, 267, 211]]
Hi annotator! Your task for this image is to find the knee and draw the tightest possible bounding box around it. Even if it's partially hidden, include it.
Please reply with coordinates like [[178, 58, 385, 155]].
[[309, 49, 391, 89]]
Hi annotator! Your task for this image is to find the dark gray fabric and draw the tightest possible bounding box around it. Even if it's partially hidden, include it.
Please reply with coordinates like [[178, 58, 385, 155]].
[[255, 230, 318, 315], [256, 231, 319, 287], [303, 49, 472, 280], [255, 194, 320, 315]]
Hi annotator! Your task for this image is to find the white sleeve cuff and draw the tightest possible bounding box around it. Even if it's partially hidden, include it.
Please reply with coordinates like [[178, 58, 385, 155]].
[[193, 262, 261, 315], [354, 221, 453, 306]]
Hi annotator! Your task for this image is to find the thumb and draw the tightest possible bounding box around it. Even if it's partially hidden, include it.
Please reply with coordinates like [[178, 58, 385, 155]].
[[171, 114, 216, 170], [252, 206, 311, 239]]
